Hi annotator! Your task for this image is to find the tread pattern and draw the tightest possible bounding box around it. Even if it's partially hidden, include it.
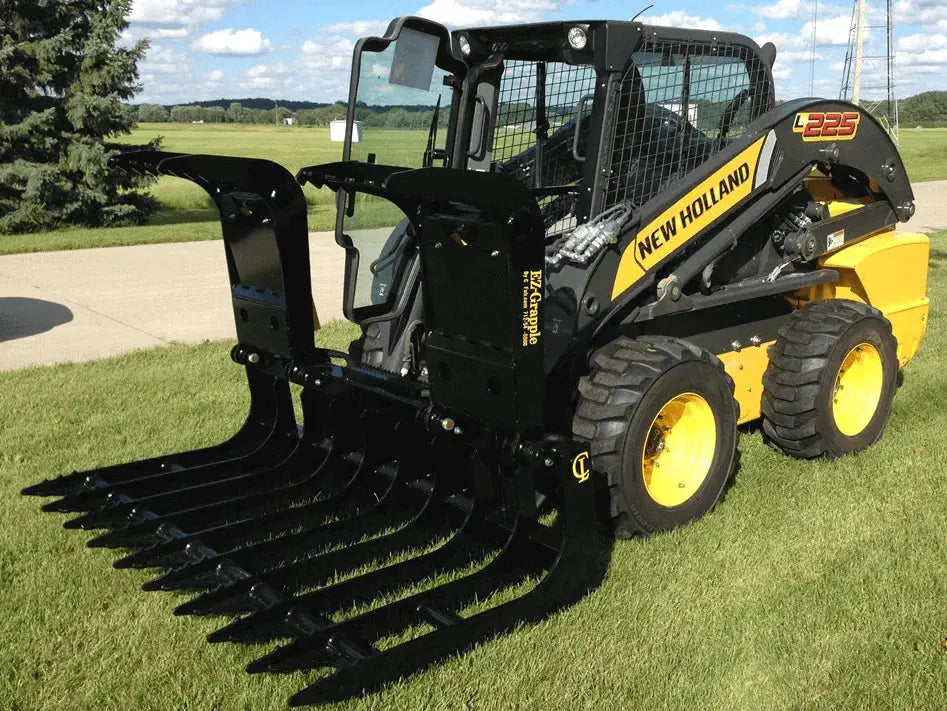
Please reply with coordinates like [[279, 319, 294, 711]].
[[761, 299, 894, 459], [572, 336, 736, 538]]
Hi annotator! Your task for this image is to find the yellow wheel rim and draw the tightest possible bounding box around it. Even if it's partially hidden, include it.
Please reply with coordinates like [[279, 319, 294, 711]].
[[832, 342, 884, 436], [641, 393, 716, 507]]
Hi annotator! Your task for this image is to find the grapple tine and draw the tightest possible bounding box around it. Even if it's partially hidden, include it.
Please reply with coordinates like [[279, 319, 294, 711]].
[[113, 461, 397, 571], [207, 500, 509, 645], [41, 434, 295, 514], [143, 472, 426, 593], [283, 443, 611, 703], [245, 519, 553, 675], [83, 435, 367, 549], [26, 370, 297, 500], [173, 481, 461, 616]]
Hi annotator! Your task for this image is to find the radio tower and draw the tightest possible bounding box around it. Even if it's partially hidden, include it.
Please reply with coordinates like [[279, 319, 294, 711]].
[[840, 0, 899, 143]]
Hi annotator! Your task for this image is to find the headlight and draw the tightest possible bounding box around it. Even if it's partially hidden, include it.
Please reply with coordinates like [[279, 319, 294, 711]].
[[567, 26, 587, 50], [458, 34, 472, 56]]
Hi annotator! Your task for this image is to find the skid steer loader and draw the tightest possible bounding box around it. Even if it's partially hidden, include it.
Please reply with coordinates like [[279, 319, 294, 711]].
[[25, 16, 930, 706]]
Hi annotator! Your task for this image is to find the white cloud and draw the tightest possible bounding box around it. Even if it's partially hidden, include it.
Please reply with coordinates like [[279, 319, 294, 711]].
[[323, 20, 391, 37], [896, 0, 947, 33], [417, 0, 572, 26], [207, 69, 224, 81], [128, 0, 246, 38], [801, 14, 851, 46], [899, 32, 947, 53], [753, 0, 802, 19], [301, 34, 356, 70], [641, 11, 724, 31], [139, 46, 189, 75], [193, 28, 274, 56]]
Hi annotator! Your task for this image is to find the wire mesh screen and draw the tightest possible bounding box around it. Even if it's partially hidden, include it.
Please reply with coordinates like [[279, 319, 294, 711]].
[[493, 60, 598, 236], [604, 40, 769, 211]]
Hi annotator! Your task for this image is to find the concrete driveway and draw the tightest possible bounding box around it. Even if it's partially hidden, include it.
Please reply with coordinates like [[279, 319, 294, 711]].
[[0, 233, 344, 371], [0, 181, 944, 372]]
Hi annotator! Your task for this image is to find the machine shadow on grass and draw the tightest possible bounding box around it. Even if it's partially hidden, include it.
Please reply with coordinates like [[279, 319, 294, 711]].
[[0, 297, 73, 343]]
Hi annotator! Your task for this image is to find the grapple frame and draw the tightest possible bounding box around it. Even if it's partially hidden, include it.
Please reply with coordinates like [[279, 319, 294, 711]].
[[23, 151, 612, 705]]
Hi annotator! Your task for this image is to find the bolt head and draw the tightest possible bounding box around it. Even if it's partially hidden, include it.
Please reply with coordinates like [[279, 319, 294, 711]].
[[440, 417, 455, 432], [544, 456, 555, 468], [248, 353, 260, 364]]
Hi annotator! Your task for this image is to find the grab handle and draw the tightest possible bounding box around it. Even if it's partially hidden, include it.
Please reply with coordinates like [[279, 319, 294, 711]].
[[572, 94, 595, 162]]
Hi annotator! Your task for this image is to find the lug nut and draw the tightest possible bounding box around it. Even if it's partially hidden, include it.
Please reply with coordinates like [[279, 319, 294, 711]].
[[440, 417, 455, 431], [248, 353, 260, 364]]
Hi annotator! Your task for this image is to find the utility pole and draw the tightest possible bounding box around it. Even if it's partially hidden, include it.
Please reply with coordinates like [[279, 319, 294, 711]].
[[809, 0, 818, 95], [839, 0, 899, 143], [852, 0, 866, 105]]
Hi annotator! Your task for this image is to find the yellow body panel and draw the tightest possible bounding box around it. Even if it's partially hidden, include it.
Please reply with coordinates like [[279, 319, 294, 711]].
[[611, 137, 767, 299], [714, 229, 930, 424], [809, 230, 930, 367], [718, 340, 775, 424]]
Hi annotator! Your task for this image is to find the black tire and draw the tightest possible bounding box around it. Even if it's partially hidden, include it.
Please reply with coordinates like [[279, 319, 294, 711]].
[[572, 336, 739, 538], [761, 299, 898, 459]]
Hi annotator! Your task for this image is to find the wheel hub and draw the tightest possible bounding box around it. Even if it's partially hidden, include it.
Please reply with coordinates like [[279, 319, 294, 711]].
[[832, 342, 883, 437], [641, 393, 717, 507]]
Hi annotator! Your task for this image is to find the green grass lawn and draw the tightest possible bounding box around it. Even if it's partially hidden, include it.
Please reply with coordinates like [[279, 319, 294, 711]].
[[3, 124, 947, 257], [2, 244, 947, 709]]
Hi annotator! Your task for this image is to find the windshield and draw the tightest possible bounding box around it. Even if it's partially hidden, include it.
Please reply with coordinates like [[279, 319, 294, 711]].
[[342, 27, 455, 317], [348, 28, 453, 167]]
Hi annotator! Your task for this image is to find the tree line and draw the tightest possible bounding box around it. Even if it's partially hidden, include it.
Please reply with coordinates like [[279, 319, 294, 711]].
[[137, 102, 450, 129]]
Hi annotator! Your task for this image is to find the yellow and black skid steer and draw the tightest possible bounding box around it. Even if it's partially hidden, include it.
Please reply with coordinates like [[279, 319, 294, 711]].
[[24, 16, 930, 706]]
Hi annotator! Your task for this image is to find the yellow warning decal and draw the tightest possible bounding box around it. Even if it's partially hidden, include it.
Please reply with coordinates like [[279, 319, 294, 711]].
[[611, 136, 767, 299], [522, 269, 542, 347], [572, 451, 590, 483]]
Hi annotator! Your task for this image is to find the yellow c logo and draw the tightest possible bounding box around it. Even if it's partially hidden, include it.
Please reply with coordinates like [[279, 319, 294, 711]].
[[572, 452, 590, 483]]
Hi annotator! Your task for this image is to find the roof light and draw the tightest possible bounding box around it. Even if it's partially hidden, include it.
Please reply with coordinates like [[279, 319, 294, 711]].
[[458, 34, 472, 56], [567, 26, 587, 50]]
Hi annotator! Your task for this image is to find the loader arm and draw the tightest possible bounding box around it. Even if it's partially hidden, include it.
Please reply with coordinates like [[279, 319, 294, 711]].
[[543, 98, 917, 367]]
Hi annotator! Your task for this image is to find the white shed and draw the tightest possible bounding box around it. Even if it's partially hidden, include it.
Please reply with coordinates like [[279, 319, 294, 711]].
[[330, 120, 362, 142]]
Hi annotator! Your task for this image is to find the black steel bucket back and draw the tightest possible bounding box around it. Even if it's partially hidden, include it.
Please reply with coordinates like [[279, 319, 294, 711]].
[[23, 152, 611, 706]]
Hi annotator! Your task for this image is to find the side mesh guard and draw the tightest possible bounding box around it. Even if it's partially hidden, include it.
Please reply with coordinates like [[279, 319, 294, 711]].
[[25, 152, 613, 705]]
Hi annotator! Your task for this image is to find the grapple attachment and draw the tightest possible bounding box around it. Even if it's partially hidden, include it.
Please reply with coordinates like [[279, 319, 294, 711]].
[[23, 152, 611, 705]]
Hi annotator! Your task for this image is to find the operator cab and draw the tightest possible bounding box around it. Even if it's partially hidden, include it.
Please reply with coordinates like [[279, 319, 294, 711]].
[[300, 17, 776, 369]]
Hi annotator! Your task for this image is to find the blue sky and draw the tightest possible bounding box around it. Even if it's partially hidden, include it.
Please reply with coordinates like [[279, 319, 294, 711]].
[[127, 0, 947, 105]]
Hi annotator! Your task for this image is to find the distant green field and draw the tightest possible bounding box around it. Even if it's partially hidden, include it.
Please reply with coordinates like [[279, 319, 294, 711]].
[[895, 127, 947, 182], [2, 123, 947, 255], [116, 123, 428, 216]]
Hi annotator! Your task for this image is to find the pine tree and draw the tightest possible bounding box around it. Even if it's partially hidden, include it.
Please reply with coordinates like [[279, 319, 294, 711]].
[[0, 0, 157, 234]]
